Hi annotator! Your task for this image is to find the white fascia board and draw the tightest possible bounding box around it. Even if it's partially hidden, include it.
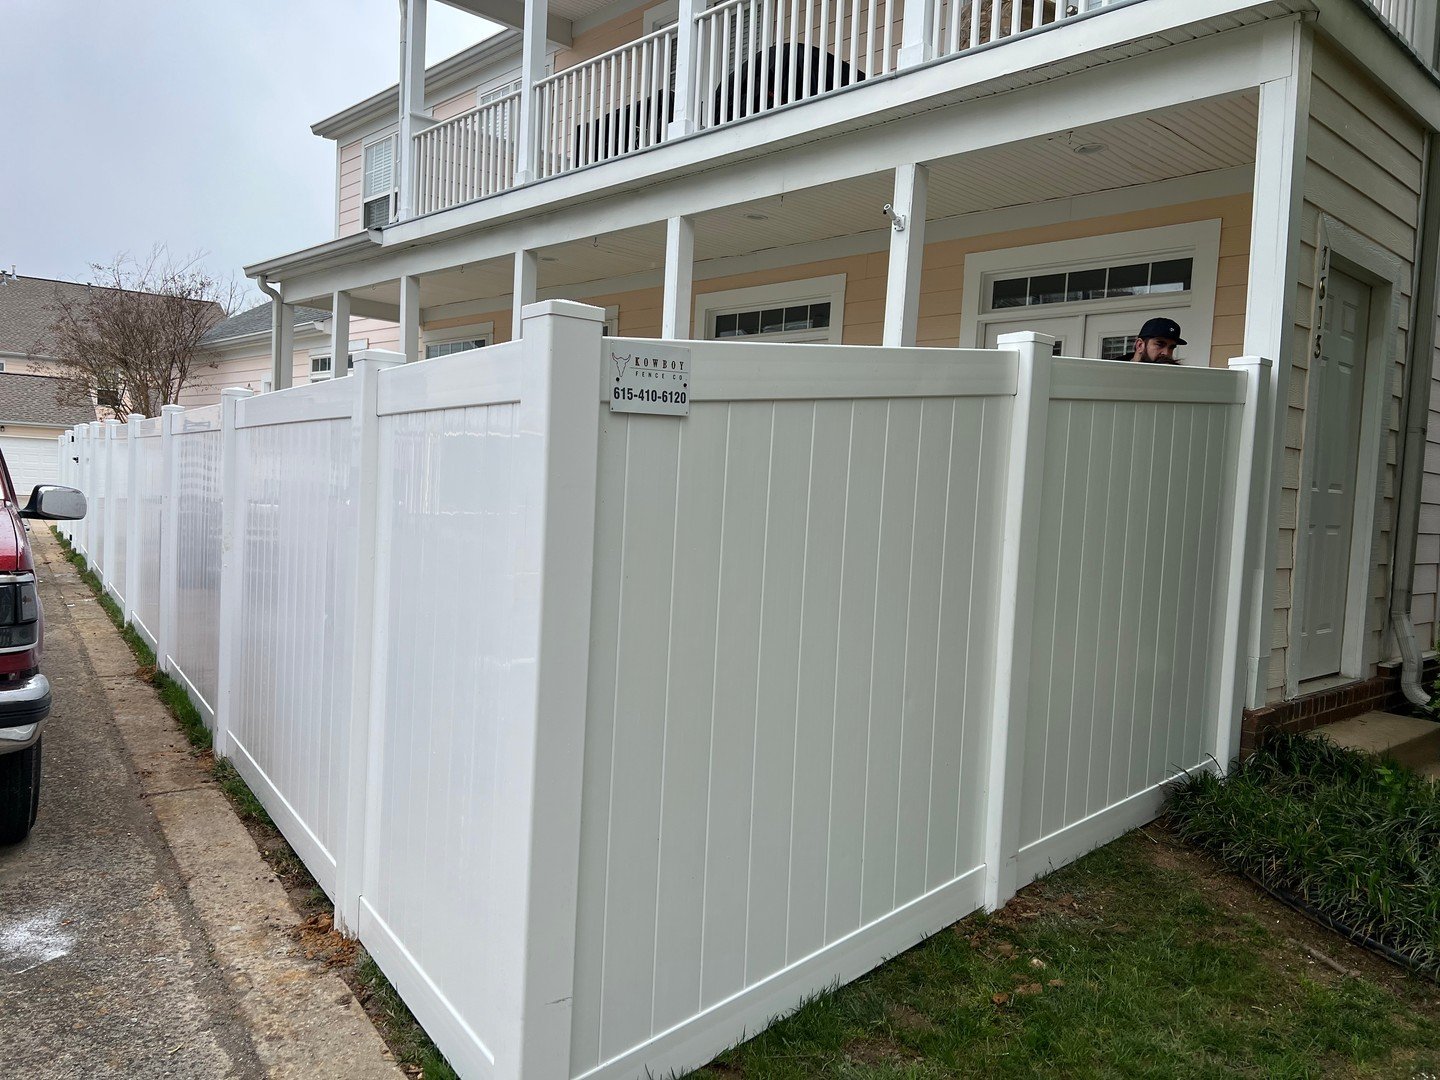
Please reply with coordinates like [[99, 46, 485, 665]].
[[0, 420, 71, 430], [277, 15, 1291, 302], [205, 323, 330, 357], [1310, 0, 1440, 128]]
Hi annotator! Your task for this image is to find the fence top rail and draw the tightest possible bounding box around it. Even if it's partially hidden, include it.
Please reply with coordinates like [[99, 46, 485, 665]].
[[236, 376, 354, 429], [132, 416, 163, 438], [603, 338, 1020, 402], [417, 92, 521, 138], [178, 404, 222, 431], [377, 339, 524, 417], [539, 23, 677, 88], [1049, 356, 1247, 405]]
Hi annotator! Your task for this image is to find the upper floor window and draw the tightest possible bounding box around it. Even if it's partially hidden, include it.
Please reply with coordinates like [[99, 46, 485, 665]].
[[363, 135, 398, 229]]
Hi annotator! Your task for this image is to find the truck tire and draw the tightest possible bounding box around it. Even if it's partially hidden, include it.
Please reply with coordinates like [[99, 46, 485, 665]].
[[0, 738, 41, 844]]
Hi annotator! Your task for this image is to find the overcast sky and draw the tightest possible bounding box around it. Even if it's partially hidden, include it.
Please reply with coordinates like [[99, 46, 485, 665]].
[[4, 1, 498, 303]]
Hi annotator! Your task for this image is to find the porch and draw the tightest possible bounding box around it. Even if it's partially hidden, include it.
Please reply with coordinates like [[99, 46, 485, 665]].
[[393, 0, 1436, 220]]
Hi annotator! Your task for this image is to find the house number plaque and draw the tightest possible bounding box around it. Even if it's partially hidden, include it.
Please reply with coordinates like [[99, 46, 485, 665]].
[[609, 343, 691, 416]]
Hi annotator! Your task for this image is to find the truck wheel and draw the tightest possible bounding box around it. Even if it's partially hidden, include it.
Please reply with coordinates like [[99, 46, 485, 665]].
[[0, 739, 41, 844]]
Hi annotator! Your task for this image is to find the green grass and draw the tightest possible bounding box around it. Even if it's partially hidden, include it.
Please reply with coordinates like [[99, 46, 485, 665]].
[[688, 834, 1440, 1079], [1169, 734, 1440, 977], [50, 527, 456, 1078]]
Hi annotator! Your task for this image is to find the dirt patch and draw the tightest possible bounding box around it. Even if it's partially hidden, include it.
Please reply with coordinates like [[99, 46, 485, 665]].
[[845, 1035, 922, 1067], [293, 912, 359, 969], [887, 1003, 939, 1033]]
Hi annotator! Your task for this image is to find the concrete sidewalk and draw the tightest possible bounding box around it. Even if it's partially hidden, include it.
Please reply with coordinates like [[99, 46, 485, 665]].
[[0, 527, 401, 1079]]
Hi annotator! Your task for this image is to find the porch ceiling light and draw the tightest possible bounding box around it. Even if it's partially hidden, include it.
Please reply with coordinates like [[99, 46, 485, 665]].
[[1073, 141, 1107, 155]]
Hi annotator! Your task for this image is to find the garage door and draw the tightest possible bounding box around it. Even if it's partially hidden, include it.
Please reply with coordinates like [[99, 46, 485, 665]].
[[0, 435, 61, 499]]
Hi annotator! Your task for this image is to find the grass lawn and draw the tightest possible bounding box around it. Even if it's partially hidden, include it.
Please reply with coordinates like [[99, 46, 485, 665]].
[[688, 827, 1440, 1079]]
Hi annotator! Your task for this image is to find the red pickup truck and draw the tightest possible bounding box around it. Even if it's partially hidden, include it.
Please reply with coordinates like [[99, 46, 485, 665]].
[[0, 472, 86, 844]]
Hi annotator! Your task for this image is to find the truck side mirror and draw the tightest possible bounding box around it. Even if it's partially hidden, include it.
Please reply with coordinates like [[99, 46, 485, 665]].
[[19, 485, 87, 521]]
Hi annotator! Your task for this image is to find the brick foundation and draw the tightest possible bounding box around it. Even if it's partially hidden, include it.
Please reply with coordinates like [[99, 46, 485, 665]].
[[1239, 657, 1440, 755]]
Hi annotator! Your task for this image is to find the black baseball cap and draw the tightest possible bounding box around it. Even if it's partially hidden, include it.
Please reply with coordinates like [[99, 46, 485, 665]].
[[1137, 317, 1186, 345]]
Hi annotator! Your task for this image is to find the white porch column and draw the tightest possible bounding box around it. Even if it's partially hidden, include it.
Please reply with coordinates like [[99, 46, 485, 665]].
[[399, 275, 422, 363], [397, 0, 428, 220], [662, 215, 695, 339], [270, 300, 294, 390], [514, 0, 550, 183], [883, 163, 929, 347], [331, 290, 352, 377], [897, 0, 936, 68], [668, 0, 700, 138], [512, 250, 539, 339], [1240, 20, 1312, 709]]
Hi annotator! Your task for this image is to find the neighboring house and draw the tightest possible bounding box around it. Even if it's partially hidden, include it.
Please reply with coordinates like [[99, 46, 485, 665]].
[[181, 301, 402, 405], [0, 373, 101, 495], [0, 270, 101, 380], [245, 2, 1440, 744]]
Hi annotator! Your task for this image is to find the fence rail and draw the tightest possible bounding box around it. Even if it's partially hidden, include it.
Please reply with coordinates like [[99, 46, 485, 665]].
[[64, 311, 1264, 1080]]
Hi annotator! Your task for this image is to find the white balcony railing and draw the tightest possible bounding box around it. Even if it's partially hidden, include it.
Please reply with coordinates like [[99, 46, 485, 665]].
[[410, 92, 520, 216], [694, 0, 893, 131], [532, 26, 679, 180], [402, 0, 1435, 218]]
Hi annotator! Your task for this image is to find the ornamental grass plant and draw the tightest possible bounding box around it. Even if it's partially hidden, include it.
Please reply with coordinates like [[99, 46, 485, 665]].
[[1169, 734, 1440, 976]]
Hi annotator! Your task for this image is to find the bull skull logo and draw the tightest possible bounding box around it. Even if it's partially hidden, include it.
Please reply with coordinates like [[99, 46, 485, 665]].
[[611, 353, 632, 381]]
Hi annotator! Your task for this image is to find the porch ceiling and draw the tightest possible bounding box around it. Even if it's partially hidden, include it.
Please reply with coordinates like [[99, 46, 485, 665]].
[[343, 90, 1257, 314]]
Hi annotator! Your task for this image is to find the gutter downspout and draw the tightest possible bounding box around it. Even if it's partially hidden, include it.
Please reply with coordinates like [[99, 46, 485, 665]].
[[254, 275, 292, 392], [1390, 133, 1440, 708]]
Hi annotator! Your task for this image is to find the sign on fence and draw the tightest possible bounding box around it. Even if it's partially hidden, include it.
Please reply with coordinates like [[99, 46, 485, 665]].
[[608, 342, 690, 415]]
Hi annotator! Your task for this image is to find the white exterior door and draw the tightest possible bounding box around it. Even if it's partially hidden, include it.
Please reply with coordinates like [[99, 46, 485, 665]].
[[0, 435, 61, 499], [984, 315, 1081, 356], [1298, 269, 1370, 681]]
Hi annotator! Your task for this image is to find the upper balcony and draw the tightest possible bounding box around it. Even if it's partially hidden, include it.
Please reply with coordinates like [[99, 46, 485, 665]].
[[394, 0, 1437, 220]]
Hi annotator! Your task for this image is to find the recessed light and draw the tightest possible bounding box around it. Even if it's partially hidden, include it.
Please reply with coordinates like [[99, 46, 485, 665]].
[[744, 212, 769, 221], [1074, 142, 1107, 155]]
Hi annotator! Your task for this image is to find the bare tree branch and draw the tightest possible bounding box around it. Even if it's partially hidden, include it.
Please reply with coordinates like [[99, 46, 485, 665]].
[[35, 247, 236, 417]]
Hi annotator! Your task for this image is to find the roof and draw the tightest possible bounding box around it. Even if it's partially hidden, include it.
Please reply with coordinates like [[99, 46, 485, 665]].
[[0, 275, 102, 357], [200, 301, 332, 345], [0, 372, 96, 427], [0, 273, 227, 359]]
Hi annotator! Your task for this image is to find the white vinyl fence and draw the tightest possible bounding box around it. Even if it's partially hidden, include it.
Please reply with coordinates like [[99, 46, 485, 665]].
[[63, 303, 1269, 1080]]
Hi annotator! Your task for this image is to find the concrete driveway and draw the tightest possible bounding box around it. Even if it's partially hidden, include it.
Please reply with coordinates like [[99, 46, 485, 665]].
[[0, 528, 262, 1076], [2, 528, 402, 1079]]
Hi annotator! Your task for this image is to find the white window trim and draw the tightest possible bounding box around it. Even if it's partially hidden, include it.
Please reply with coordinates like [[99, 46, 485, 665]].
[[308, 338, 369, 382], [362, 130, 399, 228], [694, 274, 846, 344], [423, 321, 495, 358], [959, 221, 1221, 368]]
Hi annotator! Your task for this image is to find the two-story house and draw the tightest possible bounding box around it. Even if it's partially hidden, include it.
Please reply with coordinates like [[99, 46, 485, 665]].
[[246, 0, 1440, 738]]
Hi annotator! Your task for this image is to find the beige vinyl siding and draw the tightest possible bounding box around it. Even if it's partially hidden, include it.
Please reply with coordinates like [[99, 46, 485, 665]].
[[338, 139, 365, 236], [416, 194, 1249, 359], [1268, 41, 1426, 700]]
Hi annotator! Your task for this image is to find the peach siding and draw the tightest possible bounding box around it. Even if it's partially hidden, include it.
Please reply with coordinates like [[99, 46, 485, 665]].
[[338, 138, 365, 236], [432, 89, 479, 121], [554, 9, 646, 73], [1270, 43, 1426, 700]]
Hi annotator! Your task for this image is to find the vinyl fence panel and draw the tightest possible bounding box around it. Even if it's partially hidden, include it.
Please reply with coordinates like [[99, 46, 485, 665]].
[[169, 405, 224, 727], [105, 422, 129, 608], [226, 381, 360, 899], [1013, 358, 1246, 885], [571, 341, 1016, 1079], [129, 417, 165, 650]]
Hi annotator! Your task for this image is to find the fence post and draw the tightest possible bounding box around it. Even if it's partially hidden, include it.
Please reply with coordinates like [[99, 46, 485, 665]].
[[501, 300, 605, 1078], [336, 349, 404, 936], [214, 388, 255, 760], [73, 427, 86, 555], [981, 331, 1056, 912], [101, 418, 120, 591], [157, 405, 184, 675], [123, 413, 144, 627], [1216, 357, 1275, 766]]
